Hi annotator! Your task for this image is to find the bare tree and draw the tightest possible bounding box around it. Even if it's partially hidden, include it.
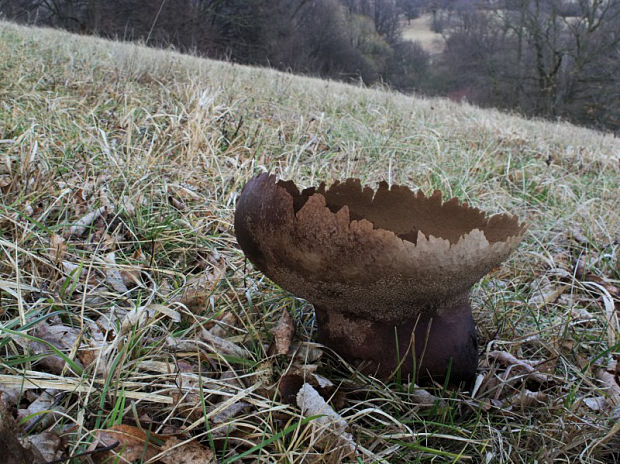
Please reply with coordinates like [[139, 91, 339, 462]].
[[437, 0, 620, 130]]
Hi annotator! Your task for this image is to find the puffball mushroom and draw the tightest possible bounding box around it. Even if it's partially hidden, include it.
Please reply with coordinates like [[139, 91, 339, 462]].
[[235, 173, 525, 384]]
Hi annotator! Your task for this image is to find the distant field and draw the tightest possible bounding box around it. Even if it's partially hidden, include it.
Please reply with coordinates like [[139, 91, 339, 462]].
[[401, 13, 445, 54], [0, 20, 619, 463]]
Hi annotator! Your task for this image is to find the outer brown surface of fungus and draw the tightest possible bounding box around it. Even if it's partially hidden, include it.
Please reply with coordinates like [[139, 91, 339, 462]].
[[235, 173, 525, 384]]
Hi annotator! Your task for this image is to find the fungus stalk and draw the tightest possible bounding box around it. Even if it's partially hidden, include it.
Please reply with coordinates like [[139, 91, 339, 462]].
[[235, 173, 525, 384]]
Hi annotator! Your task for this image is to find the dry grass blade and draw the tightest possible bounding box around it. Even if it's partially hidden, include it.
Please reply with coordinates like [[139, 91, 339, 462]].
[[0, 19, 618, 463]]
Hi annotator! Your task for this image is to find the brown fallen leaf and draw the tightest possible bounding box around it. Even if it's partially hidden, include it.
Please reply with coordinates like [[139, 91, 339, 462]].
[[95, 306, 130, 341], [17, 389, 65, 432], [505, 389, 548, 409], [0, 174, 11, 189], [251, 360, 275, 397], [77, 320, 107, 367], [291, 342, 323, 363], [0, 386, 22, 407], [49, 233, 67, 264], [121, 193, 145, 216], [120, 268, 142, 288], [171, 373, 203, 421], [296, 383, 356, 458], [29, 322, 83, 374], [279, 371, 345, 408], [68, 206, 105, 237], [528, 273, 567, 309], [271, 309, 295, 356], [488, 350, 554, 384], [582, 396, 607, 412], [408, 386, 444, 407], [99, 186, 114, 213], [168, 183, 202, 202], [218, 368, 246, 395], [89, 424, 161, 463], [208, 312, 239, 338], [210, 401, 251, 437], [178, 258, 226, 312], [584, 281, 620, 347], [159, 436, 215, 463], [0, 395, 44, 464], [26, 431, 62, 463], [596, 369, 620, 408], [200, 329, 252, 360], [104, 251, 130, 294]]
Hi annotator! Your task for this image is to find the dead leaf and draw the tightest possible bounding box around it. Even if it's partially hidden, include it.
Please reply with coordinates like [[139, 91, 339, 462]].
[[211, 401, 251, 427], [0, 395, 44, 464], [120, 268, 142, 288], [26, 431, 62, 462], [409, 386, 444, 407], [582, 396, 607, 411], [89, 424, 161, 463], [104, 251, 129, 294], [159, 436, 215, 463], [49, 234, 67, 264], [68, 206, 105, 236], [584, 281, 619, 347], [99, 187, 114, 213], [168, 183, 202, 202], [119, 306, 151, 331], [568, 304, 596, 321], [279, 370, 345, 408], [95, 305, 129, 339], [271, 309, 295, 355], [612, 404, 620, 421], [131, 248, 147, 262], [77, 320, 106, 367], [505, 389, 548, 408], [251, 360, 275, 396], [596, 369, 620, 408], [200, 329, 252, 360], [488, 351, 554, 384], [0, 385, 23, 407], [27, 323, 83, 375], [218, 368, 246, 394], [168, 194, 187, 211], [569, 229, 590, 245], [120, 194, 143, 216], [208, 311, 239, 338], [291, 342, 323, 363], [120, 304, 181, 333], [178, 262, 226, 313], [171, 367, 204, 421], [0, 174, 11, 188], [296, 383, 356, 456], [528, 274, 567, 309], [17, 389, 65, 432]]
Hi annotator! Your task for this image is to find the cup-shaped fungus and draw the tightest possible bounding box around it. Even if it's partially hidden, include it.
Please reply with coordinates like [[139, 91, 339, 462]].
[[235, 173, 525, 384]]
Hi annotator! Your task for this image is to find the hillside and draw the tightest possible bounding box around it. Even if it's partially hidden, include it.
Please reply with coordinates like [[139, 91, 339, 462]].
[[0, 21, 619, 463]]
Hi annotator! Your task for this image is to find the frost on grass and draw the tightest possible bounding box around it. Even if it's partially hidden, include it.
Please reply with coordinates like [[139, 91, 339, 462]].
[[0, 21, 618, 463]]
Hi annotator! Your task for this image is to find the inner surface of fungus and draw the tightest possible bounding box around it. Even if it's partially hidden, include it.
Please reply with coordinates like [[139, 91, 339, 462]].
[[278, 178, 521, 245]]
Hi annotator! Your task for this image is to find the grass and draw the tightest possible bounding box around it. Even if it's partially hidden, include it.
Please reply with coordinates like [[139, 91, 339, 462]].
[[0, 20, 619, 463]]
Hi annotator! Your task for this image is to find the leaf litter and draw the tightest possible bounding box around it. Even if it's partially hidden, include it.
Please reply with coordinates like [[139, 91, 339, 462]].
[[0, 23, 619, 463]]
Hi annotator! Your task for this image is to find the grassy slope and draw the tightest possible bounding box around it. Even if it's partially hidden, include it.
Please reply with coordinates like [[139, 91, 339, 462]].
[[1, 21, 619, 463]]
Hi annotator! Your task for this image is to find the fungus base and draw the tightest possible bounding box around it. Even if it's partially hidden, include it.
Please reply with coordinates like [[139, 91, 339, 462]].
[[314, 302, 478, 385]]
